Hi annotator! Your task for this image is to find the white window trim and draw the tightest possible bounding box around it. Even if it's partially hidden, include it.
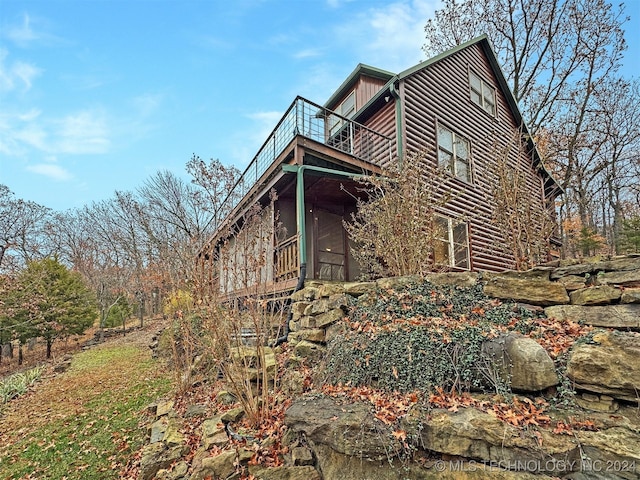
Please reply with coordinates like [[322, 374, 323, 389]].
[[435, 215, 470, 270], [437, 124, 472, 183], [469, 70, 496, 117]]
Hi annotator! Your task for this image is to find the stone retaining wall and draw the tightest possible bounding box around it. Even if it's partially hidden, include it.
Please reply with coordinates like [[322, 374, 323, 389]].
[[279, 256, 640, 479], [287, 255, 640, 409], [139, 256, 640, 480]]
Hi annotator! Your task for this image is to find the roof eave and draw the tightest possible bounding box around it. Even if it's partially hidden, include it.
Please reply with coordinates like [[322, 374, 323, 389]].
[[324, 63, 395, 109], [397, 34, 562, 195]]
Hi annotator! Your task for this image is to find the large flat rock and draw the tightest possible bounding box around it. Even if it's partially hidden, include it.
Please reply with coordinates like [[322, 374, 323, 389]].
[[483, 275, 569, 306], [567, 330, 640, 402], [544, 304, 640, 329]]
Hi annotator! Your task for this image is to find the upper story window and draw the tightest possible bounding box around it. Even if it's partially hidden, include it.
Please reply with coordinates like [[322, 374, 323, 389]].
[[328, 91, 356, 136], [437, 125, 471, 182], [469, 71, 496, 116], [434, 216, 470, 270]]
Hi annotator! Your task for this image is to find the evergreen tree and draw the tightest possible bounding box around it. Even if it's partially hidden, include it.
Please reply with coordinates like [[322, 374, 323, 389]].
[[621, 217, 640, 253], [10, 258, 97, 359]]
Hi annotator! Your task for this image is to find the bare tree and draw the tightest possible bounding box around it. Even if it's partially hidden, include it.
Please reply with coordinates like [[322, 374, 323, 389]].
[[345, 153, 458, 278], [138, 170, 213, 292], [54, 204, 136, 335], [423, 0, 627, 134], [0, 185, 51, 272], [186, 155, 241, 230], [42, 157, 240, 330], [592, 79, 640, 254], [424, 0, 631, 258], [489, 130, 556, 269]]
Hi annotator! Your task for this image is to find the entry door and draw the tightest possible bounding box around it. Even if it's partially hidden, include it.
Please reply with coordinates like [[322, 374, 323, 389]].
[[314, 209, 346, 281]]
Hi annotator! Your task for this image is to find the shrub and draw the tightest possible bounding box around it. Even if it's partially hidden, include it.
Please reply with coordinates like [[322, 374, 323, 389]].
[[163, 289, 194, 318], [0, 365, 45, 403], [167, 199, 287, 427], [344, 153, 459, 279], [324, 279, 539, 394], [103, 296, 133, 328], [489, 130, 556, 269]]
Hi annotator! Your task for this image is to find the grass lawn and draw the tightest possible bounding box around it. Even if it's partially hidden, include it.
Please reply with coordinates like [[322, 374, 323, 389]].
[[0, 325, 173, 480]]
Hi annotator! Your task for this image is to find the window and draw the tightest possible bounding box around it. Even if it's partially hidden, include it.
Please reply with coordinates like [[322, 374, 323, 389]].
[[328, 91, 356, 136], [437, 125, 471, 182], [469, 71, 496, 116], [434, 216, 470, 269]]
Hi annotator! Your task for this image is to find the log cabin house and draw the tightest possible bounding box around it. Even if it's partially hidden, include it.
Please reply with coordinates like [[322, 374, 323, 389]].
[[195, 35, 560, 302]]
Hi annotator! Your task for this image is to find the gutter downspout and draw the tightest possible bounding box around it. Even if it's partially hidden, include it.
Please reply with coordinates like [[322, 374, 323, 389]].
[[389, 80, 403, 167], [274, 164, 367, 345]]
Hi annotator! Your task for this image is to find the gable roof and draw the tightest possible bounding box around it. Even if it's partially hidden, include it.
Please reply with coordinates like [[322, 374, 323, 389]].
[[343, 34, 561, 197], [323, 64, 395, 109]]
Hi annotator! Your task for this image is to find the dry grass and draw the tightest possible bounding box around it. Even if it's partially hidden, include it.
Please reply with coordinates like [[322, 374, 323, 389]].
[[0, 317, 173, 480], [0, 328, 96, 379]]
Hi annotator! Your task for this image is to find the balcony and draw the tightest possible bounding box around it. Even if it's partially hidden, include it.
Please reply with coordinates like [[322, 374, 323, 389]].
[[215, 96, 394, 227]]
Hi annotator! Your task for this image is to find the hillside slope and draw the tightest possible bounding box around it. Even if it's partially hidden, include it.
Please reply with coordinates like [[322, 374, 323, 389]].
[[0, 317, 173, 480]]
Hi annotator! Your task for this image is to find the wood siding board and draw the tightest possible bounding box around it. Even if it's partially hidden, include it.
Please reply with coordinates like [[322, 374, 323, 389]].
[[329, 75, 388, 115], [204, 38, 555, 299], [355, 76, 387, 111], [362, 101, 396, 169], [399, 43, 548, 271]]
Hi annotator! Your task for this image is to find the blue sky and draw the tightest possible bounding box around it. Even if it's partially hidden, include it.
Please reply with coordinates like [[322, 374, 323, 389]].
[[0, 0, 638, 212]]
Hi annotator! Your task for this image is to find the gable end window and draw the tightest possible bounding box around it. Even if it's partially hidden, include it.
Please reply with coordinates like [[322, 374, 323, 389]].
[[437, 125, 471, 182], [469, 71, 496, 116], [328, 91, 356, 136], [434, 216, 470, 270]]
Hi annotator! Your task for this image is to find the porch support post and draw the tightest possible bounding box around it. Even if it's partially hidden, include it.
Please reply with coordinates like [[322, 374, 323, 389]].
[[296, 166, 308, 266], [282, 164, 368, 269]]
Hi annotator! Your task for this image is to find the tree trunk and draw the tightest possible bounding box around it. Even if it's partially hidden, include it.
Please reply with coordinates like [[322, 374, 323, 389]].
[[138, 298, 145, 328], [612, 189, 623, 255], [99, 307, 106, 343], [18, 342, 23, 365], [46, 338, 52, 359]]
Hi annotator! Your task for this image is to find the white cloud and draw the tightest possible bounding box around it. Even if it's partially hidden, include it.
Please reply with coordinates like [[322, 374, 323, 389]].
[[196, 34, 234, 51], [3, 13, 61, 48], [60, 72, 113, 91], [335, 0, 441, 72], [11, 61, 41, 90], [247, 110, 282, 124], [291, 62, 345, 103], [0, 108, 44, 155], [14, 123, 48, 151], [53, 110, 110, 154], [228, 110, 284, 166], [0, 107, 111, 157], [26, 163, 73, 181], [246, 110, 283, 145], [5, 14, 39, 46], [0, 48, 42, 92], [326, 0, 355, 8], [293, 48, 323, 60], [132, 93, 164, 117]]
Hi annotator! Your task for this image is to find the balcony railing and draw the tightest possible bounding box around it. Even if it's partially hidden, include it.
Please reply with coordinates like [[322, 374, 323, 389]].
[[215, 96, 395, 228]]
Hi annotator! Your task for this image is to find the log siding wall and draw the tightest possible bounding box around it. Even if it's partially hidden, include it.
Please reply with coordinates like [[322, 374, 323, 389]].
[[363, 101, 397, 170], [401, 43, 547, 272], [195, 39, 557, 301], [355, 76, 388, 111]]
